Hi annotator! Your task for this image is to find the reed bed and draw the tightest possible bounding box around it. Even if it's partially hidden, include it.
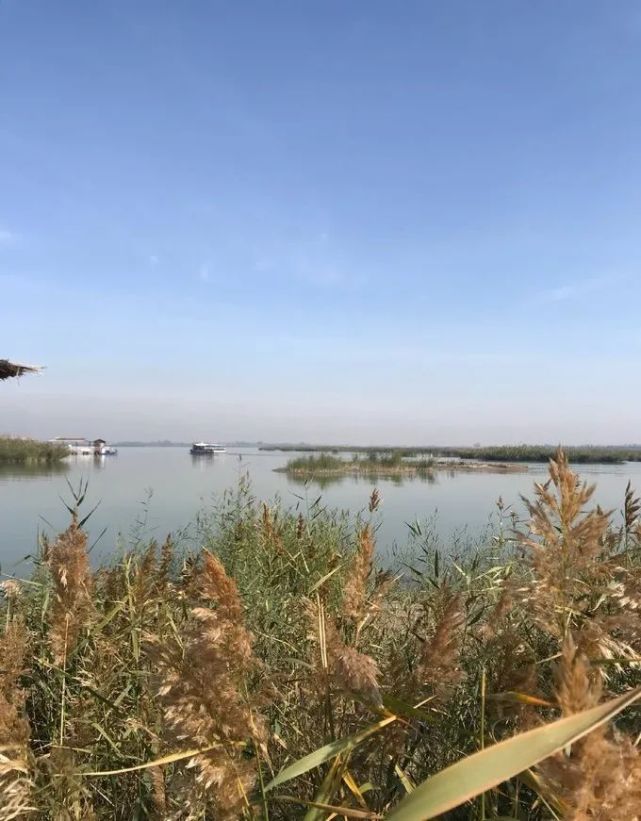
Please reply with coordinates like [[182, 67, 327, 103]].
[[263, 444, 641, 464], [0, 437, 68, 465], [282, 452, 435, 477], [2, 451, 641, 819]]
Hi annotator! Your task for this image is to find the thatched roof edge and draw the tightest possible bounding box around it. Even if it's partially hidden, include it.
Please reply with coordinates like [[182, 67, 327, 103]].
[[0, 359, 43, 380]]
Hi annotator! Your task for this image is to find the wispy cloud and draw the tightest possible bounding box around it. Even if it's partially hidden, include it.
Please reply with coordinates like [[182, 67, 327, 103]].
[[0, 227, 16, 246], [536, 274, 620, 304], [251, 232, 366, 290], [198, 263, 210, 282], [148, 254, 160, 267]]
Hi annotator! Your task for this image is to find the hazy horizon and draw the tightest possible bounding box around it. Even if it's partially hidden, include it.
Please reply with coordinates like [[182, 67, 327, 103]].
[[3, 2, 641, 443], [4, 387, 641, 448]]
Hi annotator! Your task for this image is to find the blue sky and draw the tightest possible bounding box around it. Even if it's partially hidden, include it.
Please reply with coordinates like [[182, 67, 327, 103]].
[[2, 0, 641, 443]]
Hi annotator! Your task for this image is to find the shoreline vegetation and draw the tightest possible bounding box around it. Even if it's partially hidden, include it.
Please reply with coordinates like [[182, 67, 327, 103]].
[[278, 452, 526, 478], [45, 439, 641, 465], [0, 436, 68, 464], [262, 443, 641, 464], [2, 451, 641, 818]]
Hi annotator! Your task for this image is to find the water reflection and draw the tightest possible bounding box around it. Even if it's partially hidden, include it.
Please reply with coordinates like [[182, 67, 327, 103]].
[[190, 453, 227, 470], [0, 460, 70, 480], [67, 455, 107, 470], [5, 446, 641, 570]]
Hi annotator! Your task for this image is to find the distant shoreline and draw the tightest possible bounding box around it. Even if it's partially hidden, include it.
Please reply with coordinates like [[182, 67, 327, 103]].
[[113, 441, 192, 447], [113, 441, 261, 448], [101, 441, 641, 465]]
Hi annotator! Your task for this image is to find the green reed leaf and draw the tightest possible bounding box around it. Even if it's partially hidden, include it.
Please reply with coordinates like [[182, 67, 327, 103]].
[[387, 687, 641, 821]]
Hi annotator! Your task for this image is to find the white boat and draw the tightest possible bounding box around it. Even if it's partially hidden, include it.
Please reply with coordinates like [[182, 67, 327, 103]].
[[96, 445, 118, 456], [190, 442, 226, 455]]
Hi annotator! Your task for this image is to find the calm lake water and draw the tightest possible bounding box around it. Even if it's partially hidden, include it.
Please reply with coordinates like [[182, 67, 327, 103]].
[[2, 446, 641, 570]]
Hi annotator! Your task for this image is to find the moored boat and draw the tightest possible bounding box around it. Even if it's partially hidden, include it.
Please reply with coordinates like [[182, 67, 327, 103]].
[[93, 438, 118, 455], [190, 442, 226, 455]]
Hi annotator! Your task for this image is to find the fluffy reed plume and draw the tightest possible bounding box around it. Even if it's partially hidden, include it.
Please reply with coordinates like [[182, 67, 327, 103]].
[[260, 503, 285, 555], [476, 576, 514, 642], [492, 578, 514, 624], [303, 524, 389, 713], [342, 525, 375, 622], [521, 451, 641, 670], [0, 581, 22, 628], [555, 634, 602, 716], [158, 534, 175, 588], [487, 636, 539, 720], [414, 588, 466, 704], [476, 574, 541, 715], [520, 450, 613, 639], [538, 635, 641, 819], [129, 539, 173, 610], [623, 480, 641, 545], [43, 523, 94, 665], [305, 598, 382, 709], [0, 618, 34, 820], [0, 580, 22, 602], [325, 614, 382, 707], [153, 551, 266, 819]]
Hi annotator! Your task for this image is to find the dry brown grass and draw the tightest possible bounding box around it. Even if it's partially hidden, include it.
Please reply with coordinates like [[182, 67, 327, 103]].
[[0, 617, 33, 820]]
